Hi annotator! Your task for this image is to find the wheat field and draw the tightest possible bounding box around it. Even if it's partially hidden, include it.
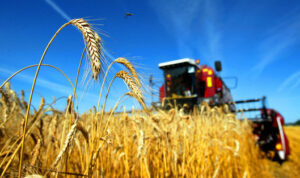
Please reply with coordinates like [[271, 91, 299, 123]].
[[0, 90, 272, 177], [0, 18, 299, 178]]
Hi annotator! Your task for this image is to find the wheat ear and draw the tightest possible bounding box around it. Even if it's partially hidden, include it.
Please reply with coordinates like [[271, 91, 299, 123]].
[[0, 88, 9, 123], [30, 139, 41, 166], [100, 71, 145, 133], [116, 71, 142, 99], [126, 92, 149, 115], [115, 57, 141, 87], [97, 57, 141, 112], [99, 70, 143, 114], [71, 18, 101, 79], [52, 118, 78, 168], [137, 129, 145, 159]]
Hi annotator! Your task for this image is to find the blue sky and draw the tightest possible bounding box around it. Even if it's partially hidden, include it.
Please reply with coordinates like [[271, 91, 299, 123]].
[[0, 0, 299, 122]]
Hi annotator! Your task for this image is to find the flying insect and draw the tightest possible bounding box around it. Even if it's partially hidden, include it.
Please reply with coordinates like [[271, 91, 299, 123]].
[[125, 12, 133, 18]]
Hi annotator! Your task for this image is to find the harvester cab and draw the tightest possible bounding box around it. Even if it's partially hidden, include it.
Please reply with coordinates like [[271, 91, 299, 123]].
[[158, 58, 234, 110]]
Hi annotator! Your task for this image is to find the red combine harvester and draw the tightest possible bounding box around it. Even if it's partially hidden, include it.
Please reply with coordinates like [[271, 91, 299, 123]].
[[157, 58, 290, 162], [158, 58, 235, 111]]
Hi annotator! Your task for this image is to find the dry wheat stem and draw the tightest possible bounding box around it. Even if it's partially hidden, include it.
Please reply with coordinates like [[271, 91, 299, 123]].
[[0, 64, 76, 102], [102, 93, 130, 135], [71, 45, 86, 117]]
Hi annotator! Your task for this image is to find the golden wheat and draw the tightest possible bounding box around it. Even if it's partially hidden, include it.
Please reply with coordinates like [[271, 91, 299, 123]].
[[126, 92, 149, 115], [0, 88, 289, 177], [30, 139, 41, 167], [115, 57, 141, 87], [116, 70, 142, 99], [52, 118, 78, 168], [71, 18, 101, 79]]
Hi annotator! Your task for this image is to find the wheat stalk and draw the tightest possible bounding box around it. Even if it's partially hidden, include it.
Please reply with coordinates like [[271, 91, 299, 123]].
[[71, 18, 101, 79]]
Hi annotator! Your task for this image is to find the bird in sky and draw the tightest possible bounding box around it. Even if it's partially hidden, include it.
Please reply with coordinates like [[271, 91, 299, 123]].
[[125, 12, 133, 18]]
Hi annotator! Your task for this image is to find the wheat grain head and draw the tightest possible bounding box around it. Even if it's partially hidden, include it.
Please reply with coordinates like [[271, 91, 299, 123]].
[[30, 139, 41, 167], [115, 57, 141, 87], [125, 92, 149, 115], [71, 18, 102, 79], [52, 119, 78, 168], [116, 71, 142, 99]]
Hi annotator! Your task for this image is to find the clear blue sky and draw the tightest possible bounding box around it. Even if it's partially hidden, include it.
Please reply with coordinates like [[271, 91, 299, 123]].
[[0, 0, 299, 122]]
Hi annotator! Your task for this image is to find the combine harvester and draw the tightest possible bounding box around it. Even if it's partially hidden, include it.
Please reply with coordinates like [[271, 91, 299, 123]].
[[156, 58, 290, 162]]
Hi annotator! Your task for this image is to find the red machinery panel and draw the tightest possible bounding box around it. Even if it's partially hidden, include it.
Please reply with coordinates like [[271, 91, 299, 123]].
[[200, 67, 215, 98]]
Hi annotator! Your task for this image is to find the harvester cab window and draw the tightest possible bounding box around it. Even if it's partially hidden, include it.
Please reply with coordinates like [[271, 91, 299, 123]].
[[188, 66, 195, 73], [163, 65, 196, 97]]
